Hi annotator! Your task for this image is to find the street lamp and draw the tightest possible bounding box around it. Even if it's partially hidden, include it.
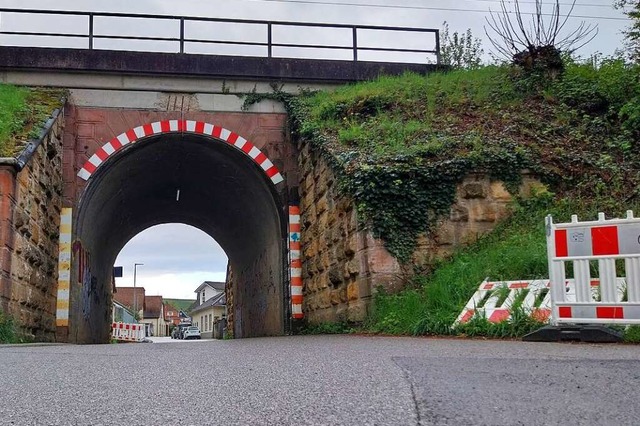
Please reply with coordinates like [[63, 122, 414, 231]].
[[133, 263, 144, 317]]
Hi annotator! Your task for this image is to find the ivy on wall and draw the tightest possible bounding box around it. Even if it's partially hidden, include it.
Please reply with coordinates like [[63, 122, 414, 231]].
[[241, 80, 530, 263], [241, 60, 640, 263]]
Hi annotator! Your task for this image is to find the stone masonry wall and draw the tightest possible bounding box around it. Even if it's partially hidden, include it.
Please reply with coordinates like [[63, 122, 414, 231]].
[[0, 113, 64, 341], [299, 145, 540, 325]]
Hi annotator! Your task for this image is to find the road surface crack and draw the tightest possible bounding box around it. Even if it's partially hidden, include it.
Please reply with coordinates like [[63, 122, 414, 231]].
[[392, 356, 421, 426]]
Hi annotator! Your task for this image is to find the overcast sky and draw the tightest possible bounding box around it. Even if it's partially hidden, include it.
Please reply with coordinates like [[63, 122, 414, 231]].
[[0, 0, 631, 299]]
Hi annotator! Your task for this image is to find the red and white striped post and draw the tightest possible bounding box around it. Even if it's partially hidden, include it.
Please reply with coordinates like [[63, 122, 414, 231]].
[[289, 206, 303, 319]]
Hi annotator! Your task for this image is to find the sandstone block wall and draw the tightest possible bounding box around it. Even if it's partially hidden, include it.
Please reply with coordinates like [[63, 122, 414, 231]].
[[298, 145, 539, 326], [0, 112, 64, 341]]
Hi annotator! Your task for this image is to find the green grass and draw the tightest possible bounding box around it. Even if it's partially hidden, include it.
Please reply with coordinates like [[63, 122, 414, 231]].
[[364, 194, 617, 337], [0, 310, 19, 343], [0, 84, 29, 155], [164, 299, 196, 312], [0, 84, 66, 156]]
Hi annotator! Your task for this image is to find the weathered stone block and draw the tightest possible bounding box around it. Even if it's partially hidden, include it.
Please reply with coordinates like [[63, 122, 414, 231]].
[[462, 182, 486, 199], [450, 205, 469, 222]]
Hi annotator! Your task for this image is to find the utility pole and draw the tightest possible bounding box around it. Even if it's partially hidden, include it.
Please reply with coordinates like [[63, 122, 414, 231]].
[[133, 263, 144, 319]]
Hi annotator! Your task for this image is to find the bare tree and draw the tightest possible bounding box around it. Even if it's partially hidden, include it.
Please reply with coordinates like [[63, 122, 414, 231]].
[[484, 0, 598, 64]]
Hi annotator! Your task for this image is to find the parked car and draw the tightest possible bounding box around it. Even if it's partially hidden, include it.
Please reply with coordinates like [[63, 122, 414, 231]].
[[183, 326, 201, 340]]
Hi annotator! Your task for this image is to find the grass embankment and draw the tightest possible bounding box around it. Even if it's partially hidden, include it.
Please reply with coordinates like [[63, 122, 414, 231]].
[[290, 58, 640, 339], [164, 299, 197, 312], [0, 83, 66, 156]]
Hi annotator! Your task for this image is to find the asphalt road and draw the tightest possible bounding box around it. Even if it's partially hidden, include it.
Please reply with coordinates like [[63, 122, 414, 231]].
[[0, 336, 638, 425]]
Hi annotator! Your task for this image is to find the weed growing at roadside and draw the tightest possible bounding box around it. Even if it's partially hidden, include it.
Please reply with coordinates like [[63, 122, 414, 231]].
[[0, 311, 18, 344]]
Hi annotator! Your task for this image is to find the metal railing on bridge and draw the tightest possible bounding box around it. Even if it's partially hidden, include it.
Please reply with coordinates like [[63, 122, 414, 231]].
[[0, 8, 440, 64]]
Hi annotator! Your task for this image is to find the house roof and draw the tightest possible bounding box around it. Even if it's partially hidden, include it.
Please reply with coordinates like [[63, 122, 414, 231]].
[[144, 296, 164, 319], [163, 303, 180, 320], [189, 292, 226, 314], [194, 281, 226, 293], [113, 287, 146, 312]]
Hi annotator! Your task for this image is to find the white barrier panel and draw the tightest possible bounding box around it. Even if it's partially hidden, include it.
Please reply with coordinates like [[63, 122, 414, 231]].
[[455, 279, 552, 325], [547, 211, 640, 325], [111, 322, 145, 342]]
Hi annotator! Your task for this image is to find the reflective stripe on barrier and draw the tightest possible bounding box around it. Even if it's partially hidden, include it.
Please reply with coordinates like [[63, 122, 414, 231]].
[[111, 322, 145, 342], [547, 211, 640, 325], [454, 279, 552, 326]]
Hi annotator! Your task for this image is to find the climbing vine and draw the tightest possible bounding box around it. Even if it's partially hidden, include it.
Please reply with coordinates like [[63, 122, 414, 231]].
[[240, 60, 640, 262], [241, 80, 532, 263]]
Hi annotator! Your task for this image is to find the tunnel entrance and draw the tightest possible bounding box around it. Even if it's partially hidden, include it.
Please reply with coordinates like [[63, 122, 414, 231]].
[[72, 125, 289, 343]]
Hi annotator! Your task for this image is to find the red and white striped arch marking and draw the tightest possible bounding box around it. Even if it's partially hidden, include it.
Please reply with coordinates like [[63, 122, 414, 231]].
[[77, 120, 284, 185]]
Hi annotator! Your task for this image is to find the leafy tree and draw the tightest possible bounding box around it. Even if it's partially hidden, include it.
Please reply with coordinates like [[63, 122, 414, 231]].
[[440, 22, 484, 69], [615, 0, 640, 62]]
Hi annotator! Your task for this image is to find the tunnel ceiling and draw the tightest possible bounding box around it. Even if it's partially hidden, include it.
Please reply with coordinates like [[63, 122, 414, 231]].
[[76, 133, 285, 268]]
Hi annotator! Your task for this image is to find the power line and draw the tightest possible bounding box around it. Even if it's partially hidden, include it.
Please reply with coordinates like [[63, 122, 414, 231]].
[[239, 0, 632, 21]]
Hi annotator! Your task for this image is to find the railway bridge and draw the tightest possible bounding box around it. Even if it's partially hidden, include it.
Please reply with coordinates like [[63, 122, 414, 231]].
[[0, 8, 448, 342]]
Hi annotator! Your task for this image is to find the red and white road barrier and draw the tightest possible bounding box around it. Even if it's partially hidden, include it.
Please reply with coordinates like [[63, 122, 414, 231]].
[[289, 206, 303, 319], [111, 322, 145, 342], [455, 279, 552, 325], [547, 211, 640, 325]]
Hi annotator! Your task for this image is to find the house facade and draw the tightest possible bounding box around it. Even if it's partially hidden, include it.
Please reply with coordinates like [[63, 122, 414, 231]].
[[140, 295, 167, 337], [113, 287, 146, 321], [112, 301, 137, 324], [189, 281, 226, 339]]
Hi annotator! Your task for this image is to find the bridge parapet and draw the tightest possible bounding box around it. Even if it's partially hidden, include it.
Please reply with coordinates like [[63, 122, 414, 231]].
[[0, 8, 440, 64]]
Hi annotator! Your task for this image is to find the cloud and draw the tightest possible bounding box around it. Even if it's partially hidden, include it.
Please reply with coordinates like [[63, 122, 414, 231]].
[[115, 223, 227, 300]]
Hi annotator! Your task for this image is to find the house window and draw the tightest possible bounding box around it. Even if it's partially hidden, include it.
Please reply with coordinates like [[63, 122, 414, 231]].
[[201, 316, 204, 330], [209, 314, 212, 331], [202, 290, 205, 303]]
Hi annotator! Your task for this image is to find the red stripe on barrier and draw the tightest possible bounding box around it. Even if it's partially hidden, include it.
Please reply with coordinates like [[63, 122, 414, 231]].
[[460, 309, 475, 323], [291, 259, 302, 268], [290, 223, 301, 232], [289, 206, 300, 215], [290, 241, 301, 250], [596, 306, 624, 319], [489, 309, 510, 323], [292, 313, 304, 319], [591, 226, 619, 256], [291, 295, 303, 304], [195, 121, 205, 134], [291, 277, 302, 286], [212, 126, 222, 138], [558, 306, 572, 318], [482, 284, 494, 290], [143, 123, 154, 136], [509, 282, 529, 289], [555, 229, 568, 257], [178, 120, 186, 132], [531, 308, 551, 322]]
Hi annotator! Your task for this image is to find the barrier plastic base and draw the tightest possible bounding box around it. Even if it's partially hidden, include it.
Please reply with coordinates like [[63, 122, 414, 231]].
[[523, 325, 623, 343]]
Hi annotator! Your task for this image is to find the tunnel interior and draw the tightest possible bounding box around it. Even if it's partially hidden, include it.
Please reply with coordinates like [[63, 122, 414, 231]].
[[73, 133, 287, 343]]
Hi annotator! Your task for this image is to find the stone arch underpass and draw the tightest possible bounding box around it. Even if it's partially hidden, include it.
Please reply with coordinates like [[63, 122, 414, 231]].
[[64, 121, 290, 343]]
